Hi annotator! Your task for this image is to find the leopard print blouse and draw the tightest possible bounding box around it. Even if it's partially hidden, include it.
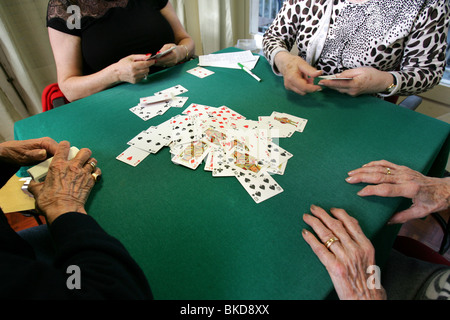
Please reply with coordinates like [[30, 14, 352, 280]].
[[263, 0, 450, 96]]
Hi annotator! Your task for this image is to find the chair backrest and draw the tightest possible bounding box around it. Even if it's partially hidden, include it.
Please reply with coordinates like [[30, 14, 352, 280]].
[[41, 83, 67, 112], [398, 95, 422, 111]]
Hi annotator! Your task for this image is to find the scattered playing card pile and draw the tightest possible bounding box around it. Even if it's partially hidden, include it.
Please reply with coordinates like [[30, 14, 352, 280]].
[[118, 102, 308, 203], [130, 85, 189, 121]]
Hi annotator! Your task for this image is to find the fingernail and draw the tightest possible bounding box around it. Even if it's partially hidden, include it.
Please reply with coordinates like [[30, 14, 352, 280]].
[[302, 229, 308, 235], [146, 53, 151, 56], [346, 176, 353, 182]]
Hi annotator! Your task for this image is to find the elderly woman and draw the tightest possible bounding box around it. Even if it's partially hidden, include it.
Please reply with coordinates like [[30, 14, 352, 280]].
[[263, 0, 449, 99], [303, 160, 450, 300], [47, 0, 195, 102]]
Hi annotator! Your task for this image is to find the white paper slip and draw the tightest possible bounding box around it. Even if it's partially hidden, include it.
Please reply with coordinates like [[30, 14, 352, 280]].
[[198, 50, 259, 70]]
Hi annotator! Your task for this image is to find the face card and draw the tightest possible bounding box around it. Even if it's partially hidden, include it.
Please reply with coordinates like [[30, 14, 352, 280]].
[[234, 169, 284, 204], [116, 146, 150, 167], [271, 112, 308, 133], [187, 67, 215, 78], [171, 140, 211, 170]]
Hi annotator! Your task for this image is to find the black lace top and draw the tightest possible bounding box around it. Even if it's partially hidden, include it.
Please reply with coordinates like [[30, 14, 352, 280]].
[[47, 0, 175, 75]]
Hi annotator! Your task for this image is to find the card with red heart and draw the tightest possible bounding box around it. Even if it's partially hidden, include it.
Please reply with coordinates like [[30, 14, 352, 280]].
[[116, 146, 150, 167]]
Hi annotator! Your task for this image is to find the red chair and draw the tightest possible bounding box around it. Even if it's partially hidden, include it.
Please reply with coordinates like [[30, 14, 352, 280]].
[[41, 83, 68, 112]]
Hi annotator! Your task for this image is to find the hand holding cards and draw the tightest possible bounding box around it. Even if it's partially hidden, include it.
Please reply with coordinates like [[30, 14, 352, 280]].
[[147, 46, 176, 60], [28, 147, 80, 182]]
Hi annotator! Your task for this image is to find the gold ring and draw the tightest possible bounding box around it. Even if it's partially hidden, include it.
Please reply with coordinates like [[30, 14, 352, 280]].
[[386, 168, 391, 175], [325, 237, 340, 249], [91, 173, 101, 182], [89, 161, 96, 171]]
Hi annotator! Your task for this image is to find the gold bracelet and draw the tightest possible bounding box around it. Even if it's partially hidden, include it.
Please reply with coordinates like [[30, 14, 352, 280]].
[[181, 45, 189, 60]]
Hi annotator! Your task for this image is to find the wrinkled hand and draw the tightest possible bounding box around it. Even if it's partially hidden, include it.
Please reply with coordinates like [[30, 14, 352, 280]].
[[318, 67, 393, 96], [274, 51, 323, 95], [302, 205, 386, 300], [28, 141, 101, 224], [114, 54, 155, 84], [151, 44, 183, 68], [0, 137, 59, 166], [346, 160, 450, 224]]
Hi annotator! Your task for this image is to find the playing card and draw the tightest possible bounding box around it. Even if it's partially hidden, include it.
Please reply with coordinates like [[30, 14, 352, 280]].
[[215, 106, 246, 121], [264, 142, 293, 167], [170, 115, 203, 144], [271, 112, 308, 133], [187, 67, 215, 78], [169, 96, 189, 108], [130, 100, 171, 121], [171, 140, 211, 170], [319, 75, 353, 80], [128, 130, 166, 154], [212, 148, 239, 177], [183, 103, 217, 118], [234, 169, 283, 203], [155, 85, 188, 97], [140, 93, 173, 105], [116, 146, 150, 167]]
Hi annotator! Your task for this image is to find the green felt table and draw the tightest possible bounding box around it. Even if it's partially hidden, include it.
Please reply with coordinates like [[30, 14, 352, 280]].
[[14, 48, 450, 300]]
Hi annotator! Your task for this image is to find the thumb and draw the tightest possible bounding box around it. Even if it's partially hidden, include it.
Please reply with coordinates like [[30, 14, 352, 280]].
[[298, 62, 322, 78], [28, 149, 48, 162], [28, 180, 43, 197], [132, 54, 151, 62], [388, 205, 428, 224]]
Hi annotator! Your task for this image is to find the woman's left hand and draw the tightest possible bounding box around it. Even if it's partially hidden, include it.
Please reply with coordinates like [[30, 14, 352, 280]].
[[302, 205, 387, 300], [152, 43, 185, 68], [318, 67, 394, 96]]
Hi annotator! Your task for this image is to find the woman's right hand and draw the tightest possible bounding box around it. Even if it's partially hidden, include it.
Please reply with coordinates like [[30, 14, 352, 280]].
[[274, 51, 323, 96], [113, 54, 156, 84], [28, 141, 101, 225]]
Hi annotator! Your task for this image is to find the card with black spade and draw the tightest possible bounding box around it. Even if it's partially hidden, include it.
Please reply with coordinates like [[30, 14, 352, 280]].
[[234, 169, 283, 203]]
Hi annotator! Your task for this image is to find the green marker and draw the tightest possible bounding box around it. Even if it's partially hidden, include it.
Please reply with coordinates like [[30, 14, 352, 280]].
[[238, 62, 261, 82]]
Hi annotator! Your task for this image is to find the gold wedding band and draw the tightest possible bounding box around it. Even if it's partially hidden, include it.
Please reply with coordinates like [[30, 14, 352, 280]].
[[89, 161, 96, 171], [386, 167, 391, 175], [92, 172, 101, 182], [325, 237, 340, 249]]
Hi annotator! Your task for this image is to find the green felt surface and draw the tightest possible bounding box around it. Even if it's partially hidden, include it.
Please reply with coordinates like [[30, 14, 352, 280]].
[[15, 48, 450, 299]]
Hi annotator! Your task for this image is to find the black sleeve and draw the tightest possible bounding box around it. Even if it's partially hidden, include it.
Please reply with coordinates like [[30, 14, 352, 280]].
[[47, 0, 82, 36], [0, 212, 153, 299], [154, 0, 169, 10], [0, 163, 19, 189]]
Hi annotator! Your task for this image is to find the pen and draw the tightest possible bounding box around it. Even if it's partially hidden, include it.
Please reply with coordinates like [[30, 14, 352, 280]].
[[238, 62, 261, 82]]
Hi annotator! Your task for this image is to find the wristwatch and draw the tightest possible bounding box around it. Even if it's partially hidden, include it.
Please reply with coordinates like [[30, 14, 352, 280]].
[[384, 76, 397, 94]]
